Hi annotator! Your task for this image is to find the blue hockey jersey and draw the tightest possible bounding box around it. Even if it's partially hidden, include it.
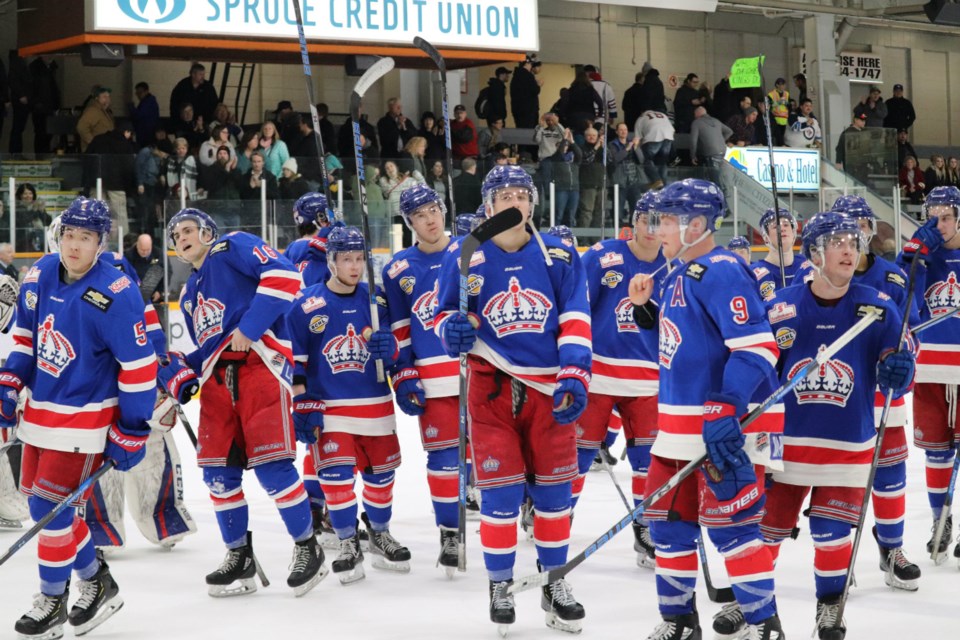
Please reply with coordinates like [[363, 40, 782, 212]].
[[284, 237, 311, 265], [287, 282, 396, 436], [8, 254, 157, 453], [434, 232, 592, 396], [654, 247, 782, 464], [101, 251, 166, 356], [751, 256, 814, 301], [582, 239, 665, 397], [180, 232, 301, 387], [382, 243, 458, 398], [768, 283, 905, 487]]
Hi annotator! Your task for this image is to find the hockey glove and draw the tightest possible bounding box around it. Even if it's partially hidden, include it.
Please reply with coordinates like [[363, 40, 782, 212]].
[[702, 393, 747, 472], [877, 349, 916, 395], [440, 312, 480, 357], [363, 327, 399, 365], [158, 352, 199, 404], [104, 422, 149, 472], [0, 371, 22, 429], [393, 368, 425, 416], [701, 459, 765, 522], [552, 367, 590, 425], [901, 217, 944, 263], [292, 394, 325, 444]]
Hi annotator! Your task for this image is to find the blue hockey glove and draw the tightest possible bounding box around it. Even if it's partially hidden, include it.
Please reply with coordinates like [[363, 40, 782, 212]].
[[440, 312, 480, 357], [104, 422, 149, 472], [553, 367, 590, 425], [393, 368, 425, 417], [701, 459, 765, 522], [363, 327, 399, 365], [901, 217, 944, 263], [702, 393, 747, 472], [877, 349, 916, 395], [158, 352, 199, 405], [0, 371, 22, 428], [292, 394, 324, 444]]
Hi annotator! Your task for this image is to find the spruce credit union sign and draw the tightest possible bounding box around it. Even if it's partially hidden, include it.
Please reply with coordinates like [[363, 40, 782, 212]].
[[89, 0, 540, 51], [724, 147, 821, 193]]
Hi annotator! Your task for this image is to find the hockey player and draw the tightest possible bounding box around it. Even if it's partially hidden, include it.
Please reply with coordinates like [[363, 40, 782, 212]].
[[760, 212, 915, 640], [751, 208, 813, 300], [727, 235, 752, 264], [284, 192, 336, 265], [627, 178, 785, 640], [160, 208, 326, 598], [577, 192, 665, 569], [832, 195, 921, 588], [456, 209, 485, 237], [381, 184, 464, 577], [547, 224, 578, 248], [1, 197, 157, 639], [896, 185, 960, 562], [435, 164, 590, 634], [288, 225, 411, 585]]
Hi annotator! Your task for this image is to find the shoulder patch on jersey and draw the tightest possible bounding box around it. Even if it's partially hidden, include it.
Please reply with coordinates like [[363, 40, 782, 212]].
[[183, 300, 193, 315], [108, 275, 131, 294], [753, 266, 770, 279], [376, 293, 388, 307], [25, 291, 37, 310], [469, 250, 485, 267], [548, 247, 572, 265], [209, 240, 230, 255], [590, 242, 604, 251], [599, 251, 623, 268], [387, 259, 409, 279], [775, 327, 797, 349], [768, 302, 797, 324], [399, 275, 416, 294], [799, 260, 812, 270], [23, 266, 40, 284], [602, 271, 624, 288], [760, 280, 776, 301], [885, 271, 906, 288], [709, 254, 739, 265], [856, 303, 887, 321], [82, 288, 113, 312], [309, 315, 329, 334], [447, 240, 460, 253], [685, 263, 708, 281], [301, 296, 326, 312]]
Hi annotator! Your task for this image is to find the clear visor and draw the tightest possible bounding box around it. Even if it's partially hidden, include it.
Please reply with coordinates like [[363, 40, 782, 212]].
[[485, 184, 539, 212], [814, 230, 865, 257], [761, 217, 797, 244], [169, 216, 215, 247], [924, 203, 960, 226], [851, 215, 877, 243], [647, 211, 687, 235]]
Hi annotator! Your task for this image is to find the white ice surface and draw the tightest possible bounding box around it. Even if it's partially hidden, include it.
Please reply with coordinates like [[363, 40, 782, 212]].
[[1, 401, 957, 639]]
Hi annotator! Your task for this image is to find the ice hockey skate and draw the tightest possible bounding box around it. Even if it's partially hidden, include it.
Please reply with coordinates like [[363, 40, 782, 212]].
[[0, 514, 23, 529], [68, 560, 124, 636], [815, 595, 846, 640], [362, 512, 411, 573], [312, 506, 340, 550], [873, 526, 920, 591], [645, 611, 702, 640], [712, 601, 747, 639], [747, 614, 784, 640], [541, 575, 585, 634], [205, 532, 267, 597], [927, 514, 952, 563], [286, 536, 328, 597], [331, 531, 366, 585], [15, 592, 68, 640], [489, 579, 516, 637], [437, 526, 459, 578], [633, 521, 656, 569]]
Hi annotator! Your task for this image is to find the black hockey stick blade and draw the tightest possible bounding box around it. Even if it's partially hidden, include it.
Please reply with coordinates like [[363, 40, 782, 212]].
[[413, 37, 446, 73], [697, 536, 735, 603], [349, 57, 395, 119], [459, 208, 523, 276]]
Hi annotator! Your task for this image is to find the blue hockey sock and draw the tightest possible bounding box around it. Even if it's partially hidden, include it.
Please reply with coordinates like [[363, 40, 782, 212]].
[[708, 524, 777, 624], [30, 497, 76, 596], [810, 516, 852, 600], [303, 452, 325, 510], [529, 482, 572, 571], [626, 443, 652, 524], [361, 471, 395, 531], [203, 466, 248, 548], [480, 484, 524, 582], [253, 459, 313, 542], [650, 519, 699, 616], [873, 462, 906, 547], [426, 448, 459, 529], [925, 449, 955, 517], [320, 465, 358, 539]]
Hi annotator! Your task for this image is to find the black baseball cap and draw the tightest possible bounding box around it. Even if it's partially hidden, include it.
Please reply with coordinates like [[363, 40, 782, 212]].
[[893, 83, 904, 91], [495, 66, 512, 76]]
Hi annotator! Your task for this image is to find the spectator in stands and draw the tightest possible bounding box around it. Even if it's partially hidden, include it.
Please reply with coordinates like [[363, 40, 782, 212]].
[[314, 103, 338, 158], [576, 127, 606, 230], [400, 136, 428, 182], [585, 64, 617, 125], [635, 109, 675, 188], [280, 158, 310, 201], [483, 67, 510, 125], [726, 106, 757, 147], [637, 64, 667, 115], [622, 71, 646, 130], [239, 151, 278, 200], [275, 100, 300, 148], [478, 117, 504, 164], [210, 103, 242, 144], [689, 106, 732, 167], [124, 234, 163, 302], [418, 111, 445, 161], [130, 82, 160, 148], [426, 160, 450, 211], [610, 122, 642, 220], [534, 111, 565, 189], [563, 69, 604, 137], [76, 86, 114, 152], [673, 73, 704, 134], [511, 55, 542, 129], [925, 154, 948, 195], [697, 80, 714, 118], [7, 50, 30, 154], [896, 129, 917, 169], [173, 102, 206, 153], [236, 130, 260, 175], [378, 97, 415, 159], [199, 125, 236, 167], [135, 128, 166, 234], [490, 143, 512, 167], [884, 83, 916, 131], [259, 120, 290, 178], [793, 73, 808, 104], [163, 137, 199, 201], [451, 104, 478, 160], [86, 120, 137, 236], [854, 85, 887, 128], [204, 146, 242, 201], [948, 157, 960, 188], [169, 62, 218, 122], [453, 157, 482, 214], [767, 77, 789, 145], [28, 56, 59, 154], [551, 127, 582, 228], [379, 159, 420, 245], [712, 75, 737, 123], [835, 113, 866, 170], [288, 113, 321, 180], [338, 109, 379, 160], [899, 155, 925, 205], [15, 183, 51, 252], [0, 243, 17, 279], [785, 98, 822, 149]]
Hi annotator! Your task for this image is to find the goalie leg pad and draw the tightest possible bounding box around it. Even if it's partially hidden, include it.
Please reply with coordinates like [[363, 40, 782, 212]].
[[83, 470, 126, 550], [125, 430, 196, 546]]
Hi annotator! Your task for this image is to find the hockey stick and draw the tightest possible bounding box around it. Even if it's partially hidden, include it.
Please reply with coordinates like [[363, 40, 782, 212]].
[[599, 100, 609, 241], [911, 305, 960, 335], [291, 0, 336, 222], [509, 309, 882, 595], [455, 206, 525, 572], [836, 252, 921, 623], [698, 535, 736, 603], [349, 57, 395, 383], [174, 402, 198, 450], [759, 60, 787, 289], [931, 443, 960, 565], [412, 37, 457, 234], [0, 461, 115, 568]]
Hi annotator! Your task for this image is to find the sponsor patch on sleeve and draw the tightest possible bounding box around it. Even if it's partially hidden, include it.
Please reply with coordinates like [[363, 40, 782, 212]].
[[685, 263, 708, 281], [387, 259, 409, 279], [108, 276, 131, 294], [548, 247, 572, 264], [209, 240, 230, 255], [885, 271, 906, 288]]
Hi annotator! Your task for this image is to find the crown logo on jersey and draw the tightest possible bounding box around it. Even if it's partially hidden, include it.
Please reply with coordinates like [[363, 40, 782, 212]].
[[37, 314, 76, 378], [412, 281, 439, 330], [788, 345, 855, 407], [424, 425, 439, 439], [925, 271, 960, 316], [323, 440, 339, 454], [615, 298, 639, 333], [322, 323, 370, 374], [192, 293, 226, 347], [658, 316, 682, 369], [482, 277, 553, 336]]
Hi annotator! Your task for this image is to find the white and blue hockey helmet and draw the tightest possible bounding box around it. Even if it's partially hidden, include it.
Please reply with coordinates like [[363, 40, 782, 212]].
[[800, 211, 864, 261], [481, 165, 538, 214], [399, 184, 447, 228], [167, 208, 220, 247], [293, 192, 330, 228]]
